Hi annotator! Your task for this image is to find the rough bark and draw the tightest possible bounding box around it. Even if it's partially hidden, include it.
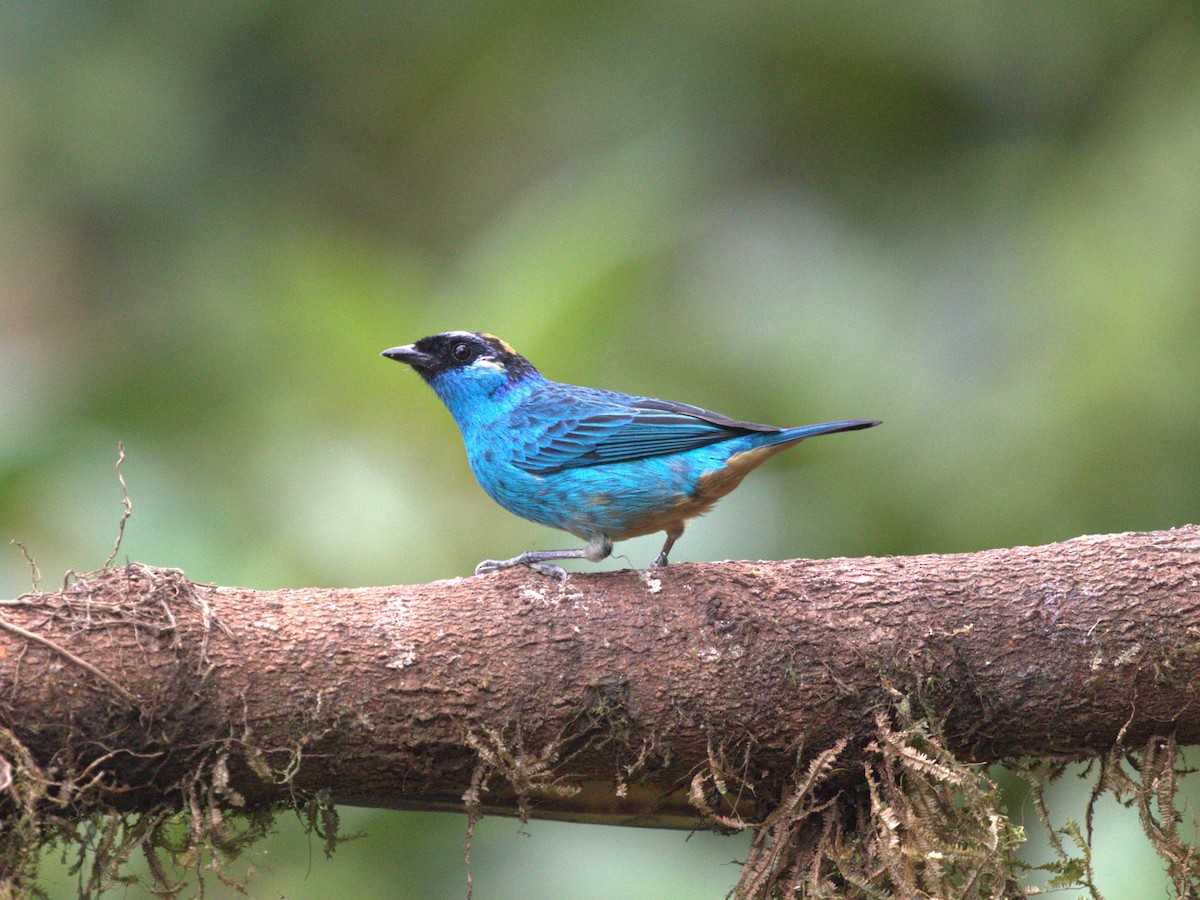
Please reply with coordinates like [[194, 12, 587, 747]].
[[1, 526, 1198, 830]]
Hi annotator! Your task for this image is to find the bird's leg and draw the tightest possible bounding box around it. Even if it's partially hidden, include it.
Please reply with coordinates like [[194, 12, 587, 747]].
[[476, 535, 612, 582], [651, 526, 684, 567], [474, 550, 585, 582]]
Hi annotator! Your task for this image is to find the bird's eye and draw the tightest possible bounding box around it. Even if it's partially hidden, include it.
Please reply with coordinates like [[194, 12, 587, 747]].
[[452, 343, 473, 362]]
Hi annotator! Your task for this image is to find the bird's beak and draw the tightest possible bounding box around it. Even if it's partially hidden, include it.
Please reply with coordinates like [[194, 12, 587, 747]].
[[381, 344, 434, 370]]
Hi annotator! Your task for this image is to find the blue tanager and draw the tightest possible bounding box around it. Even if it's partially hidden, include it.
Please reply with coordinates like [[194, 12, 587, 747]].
[[383, 332, 878, 580]]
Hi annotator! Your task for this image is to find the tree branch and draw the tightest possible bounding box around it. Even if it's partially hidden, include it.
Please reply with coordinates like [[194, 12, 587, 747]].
[[1, 526, 1198, 833]]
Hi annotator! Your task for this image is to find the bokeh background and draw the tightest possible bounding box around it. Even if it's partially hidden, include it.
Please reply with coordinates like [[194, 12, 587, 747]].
[[3, 2, 1198, 896]]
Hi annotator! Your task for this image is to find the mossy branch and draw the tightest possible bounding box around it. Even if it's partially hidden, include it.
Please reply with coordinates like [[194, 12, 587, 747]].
[[1, 525, 1199, 896]]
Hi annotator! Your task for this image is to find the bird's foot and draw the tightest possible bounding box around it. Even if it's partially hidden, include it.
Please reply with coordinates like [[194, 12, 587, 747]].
[[528, 562, 569, 582], [650, 551, 670, 567], [475, 555, 569, 583]]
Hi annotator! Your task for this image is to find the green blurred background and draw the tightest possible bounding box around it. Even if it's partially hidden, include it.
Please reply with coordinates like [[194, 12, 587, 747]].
[[2, 1, 1197, 896]]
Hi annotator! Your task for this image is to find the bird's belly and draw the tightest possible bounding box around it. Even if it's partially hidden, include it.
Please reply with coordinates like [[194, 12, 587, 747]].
[[469, 452, 721, 541]]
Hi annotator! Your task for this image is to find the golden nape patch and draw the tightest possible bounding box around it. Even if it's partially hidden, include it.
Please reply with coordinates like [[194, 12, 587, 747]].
[[481, 333, 518, 355]]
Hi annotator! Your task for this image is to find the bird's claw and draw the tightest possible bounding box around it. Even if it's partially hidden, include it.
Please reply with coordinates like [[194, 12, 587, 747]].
[[474, 559, 503, 576], [474, 558, 569, 583], [529, 562, 569, 583]]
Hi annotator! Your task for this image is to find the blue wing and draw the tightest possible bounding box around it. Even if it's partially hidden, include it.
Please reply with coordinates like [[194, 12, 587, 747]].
[[511, 389, 781, 476]]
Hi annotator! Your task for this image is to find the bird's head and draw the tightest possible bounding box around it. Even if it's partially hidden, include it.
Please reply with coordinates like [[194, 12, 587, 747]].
[[382, 332, 540, 423]]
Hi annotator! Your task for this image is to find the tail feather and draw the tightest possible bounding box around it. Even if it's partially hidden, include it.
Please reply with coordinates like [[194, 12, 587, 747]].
[[771, 418, 881, 445]]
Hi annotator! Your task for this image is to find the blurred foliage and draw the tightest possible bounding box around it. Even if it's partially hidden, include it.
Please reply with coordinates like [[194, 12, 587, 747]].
[[1, 0, 1198, 896]]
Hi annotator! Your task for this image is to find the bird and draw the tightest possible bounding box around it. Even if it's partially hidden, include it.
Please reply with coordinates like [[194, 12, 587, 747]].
[[382, 331, 878, 580]]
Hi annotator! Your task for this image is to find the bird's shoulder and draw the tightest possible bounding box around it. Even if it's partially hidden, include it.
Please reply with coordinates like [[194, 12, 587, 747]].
[[514, 379, 773, 427], [511, 380, 640, 417]]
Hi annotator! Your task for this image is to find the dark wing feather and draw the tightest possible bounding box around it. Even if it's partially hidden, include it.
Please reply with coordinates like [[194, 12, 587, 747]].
[[514, 393, 781, 475]]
